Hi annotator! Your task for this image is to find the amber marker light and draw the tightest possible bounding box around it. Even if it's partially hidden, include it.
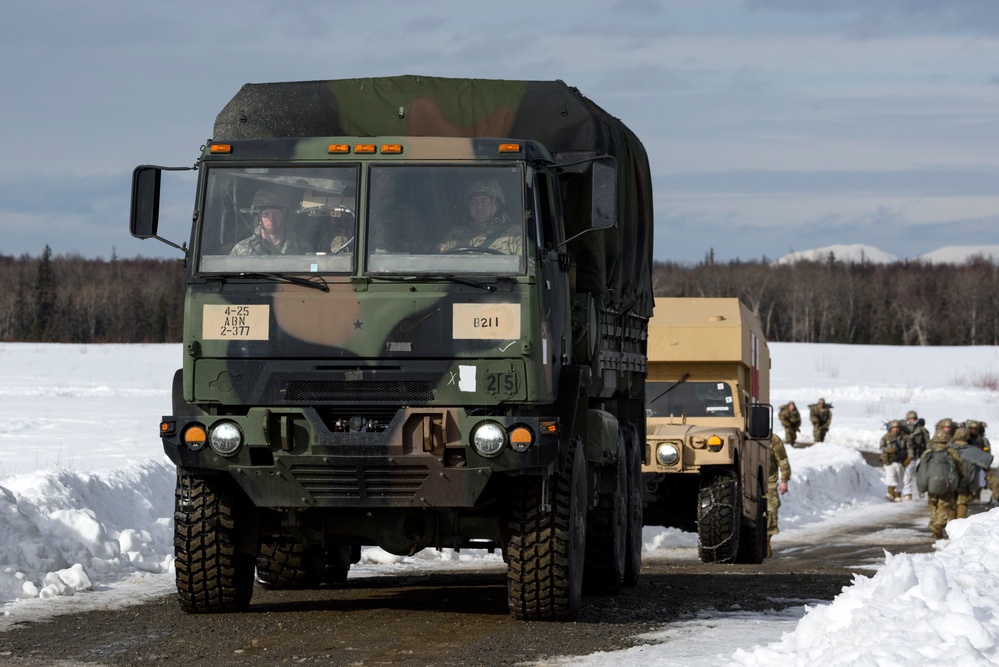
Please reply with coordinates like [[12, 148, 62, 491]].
[[328, 144, 350, 154], [381, 144, 403, 154], [539, 420, 559, 435], [707, 434, 724, 452], [509, 426, 534, 453], [498, 143, 521, 153], [209, 144, 232, 154], [184, 425, 208, 451], [354, 144, 376, 153]]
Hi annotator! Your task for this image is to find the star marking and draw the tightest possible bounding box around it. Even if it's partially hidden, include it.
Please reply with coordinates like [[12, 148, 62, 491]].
[[353, 319, 363, 330]]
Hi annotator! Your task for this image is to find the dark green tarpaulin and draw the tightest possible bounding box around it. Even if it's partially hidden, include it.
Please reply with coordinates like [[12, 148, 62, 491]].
[[214, 75, 653, 318]]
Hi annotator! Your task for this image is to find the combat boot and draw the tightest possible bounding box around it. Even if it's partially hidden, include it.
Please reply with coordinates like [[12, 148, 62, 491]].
[[931, 525, 944, 540], [766, 536, 772, 558], [885, 486, 896, 502], [956, 504, 968, 519], [903, 494, 912, 501]]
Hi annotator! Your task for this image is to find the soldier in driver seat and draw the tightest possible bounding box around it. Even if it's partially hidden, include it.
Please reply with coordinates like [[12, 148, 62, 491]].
[[436, 179, 521, 255]]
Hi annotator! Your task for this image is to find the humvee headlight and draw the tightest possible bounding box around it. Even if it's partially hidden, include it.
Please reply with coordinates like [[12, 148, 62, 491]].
[[209, 422, 243, 457], [471, 421, 506, 457], [183, 425, 207, 452], [656, 443, 680, 466]]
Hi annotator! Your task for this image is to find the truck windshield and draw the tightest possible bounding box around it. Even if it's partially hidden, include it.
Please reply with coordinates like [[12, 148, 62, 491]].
[[646, 381, 735, 418], [197, 166, 359, 274], [366, 165, 525, 275]]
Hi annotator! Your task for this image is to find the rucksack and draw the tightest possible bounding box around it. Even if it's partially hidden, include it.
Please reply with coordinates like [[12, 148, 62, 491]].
[[916, 448, 960, 496]]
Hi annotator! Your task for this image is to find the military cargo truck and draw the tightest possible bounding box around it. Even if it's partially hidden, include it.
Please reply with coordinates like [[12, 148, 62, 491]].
[[641, 298, 772, 564], [129, 76, 653, 620]]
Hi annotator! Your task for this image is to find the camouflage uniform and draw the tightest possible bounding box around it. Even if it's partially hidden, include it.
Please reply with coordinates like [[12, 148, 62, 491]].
[[951, 427, 995, 519], [901, 411, 930, 500], [766, 434, 792, 556], [809, 398, 832, 443], [918, 434, 964, 539], [230, 228, 311, 256], [231, 186, 312, 256], [964, 420, 993, 501], [879, 420, 913, 502], [778, 402, 801, 446], [436, 179, 522, 255]]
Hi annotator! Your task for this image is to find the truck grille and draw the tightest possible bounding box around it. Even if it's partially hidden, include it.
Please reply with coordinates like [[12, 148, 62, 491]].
[[283, 380, 434, 403], [289, 463, 430, 500]]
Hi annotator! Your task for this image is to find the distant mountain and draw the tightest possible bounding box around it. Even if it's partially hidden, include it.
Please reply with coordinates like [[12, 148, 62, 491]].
[[774, 244, 897, 265], [775, 244, 999, 265]]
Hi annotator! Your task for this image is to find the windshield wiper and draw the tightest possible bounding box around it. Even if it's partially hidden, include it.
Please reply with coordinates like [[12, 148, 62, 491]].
[[373, 274, 496, 292], [207, 272, 330, 292], [650, 373, 690, 404]]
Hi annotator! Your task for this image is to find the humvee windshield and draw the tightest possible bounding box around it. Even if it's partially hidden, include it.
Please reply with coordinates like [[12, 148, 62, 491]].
[[196, 164, 525, 276], [646, 381, 735, 418]]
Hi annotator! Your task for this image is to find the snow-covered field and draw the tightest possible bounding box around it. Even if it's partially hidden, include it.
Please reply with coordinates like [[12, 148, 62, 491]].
[[1, 342, 998, 665]]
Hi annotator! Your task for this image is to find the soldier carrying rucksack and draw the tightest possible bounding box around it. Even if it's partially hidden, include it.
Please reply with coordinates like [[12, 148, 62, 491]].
[[915, 434, 964, 540]]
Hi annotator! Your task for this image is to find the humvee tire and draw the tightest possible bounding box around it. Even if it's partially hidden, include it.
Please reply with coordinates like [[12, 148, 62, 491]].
[[697, 471, 740, 564], [174, 475, 254, 613], [507, 440, 587, 621], [583, 437, 627, 594]]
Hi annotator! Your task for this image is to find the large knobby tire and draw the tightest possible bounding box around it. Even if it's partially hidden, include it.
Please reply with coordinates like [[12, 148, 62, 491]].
[[697, 471, 740, 564], [507, 440, 587, 621], [583, 437, 627, 594], [623, 425, 643, 587], [174, 474, 255, 613], [257, 542, 352, 589], [736, 480, 767, 564]]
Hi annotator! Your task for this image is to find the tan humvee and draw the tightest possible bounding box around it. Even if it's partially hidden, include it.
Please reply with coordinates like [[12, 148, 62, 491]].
[[642, 298, 773, 563]]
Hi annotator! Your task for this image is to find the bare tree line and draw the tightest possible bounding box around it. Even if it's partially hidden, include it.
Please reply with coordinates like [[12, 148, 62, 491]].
[[1, 248, 996, 345], [0, 247, 184, 344], [653, 255, 999, 345]]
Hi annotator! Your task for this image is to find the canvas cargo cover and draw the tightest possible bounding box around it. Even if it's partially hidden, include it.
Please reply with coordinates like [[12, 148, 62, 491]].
[[214, 75, 653, 317]]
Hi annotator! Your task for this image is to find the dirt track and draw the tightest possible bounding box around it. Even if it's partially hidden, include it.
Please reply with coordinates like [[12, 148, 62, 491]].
[[0, 473, 970, 666]]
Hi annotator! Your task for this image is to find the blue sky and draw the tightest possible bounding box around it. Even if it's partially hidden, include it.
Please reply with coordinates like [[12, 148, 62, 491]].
[[1, 0, 997, 263]]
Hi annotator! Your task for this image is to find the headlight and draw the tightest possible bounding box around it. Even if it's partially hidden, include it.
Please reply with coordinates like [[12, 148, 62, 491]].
[[656, 443, 680, 466], [509, 426, 534, 453], [471, 421, 506, 457], [209, 422, 243, 456]]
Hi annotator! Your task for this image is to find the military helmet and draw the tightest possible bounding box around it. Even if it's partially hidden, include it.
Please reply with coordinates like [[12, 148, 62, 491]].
[[953, 427, 970, 442], [906, 410, 918, 420], [888, 419, 901, 429], [464, 179, 505, 205], [937, 417, 955, 430], [251, 186, 289, 213], [817, 397, 826, 405]]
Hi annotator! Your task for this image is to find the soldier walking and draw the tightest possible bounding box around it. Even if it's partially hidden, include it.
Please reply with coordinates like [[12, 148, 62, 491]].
[[778, 402, 801, 447], [901, 410, 930, 500], [916, 432, 965, 540], [809, 398, 832, 443], [766, 433, 792, 558], [950, 427, 995, 519], [880, 420, 914, 502]]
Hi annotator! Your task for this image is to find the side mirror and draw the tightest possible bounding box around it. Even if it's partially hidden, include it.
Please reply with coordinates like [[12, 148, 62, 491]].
[[748, 404, 773, 440], [130, 166, 162, 239], [590, 157, 616, 230]]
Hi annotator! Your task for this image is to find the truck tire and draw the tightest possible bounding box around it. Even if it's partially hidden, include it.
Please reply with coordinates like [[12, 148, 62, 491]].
[[623, 425, 643, 586], [696, 471, 740, 564], [584, 437, 627, 594], [507, 439, 587, 621], [736, 480, 767, 564], [174, 474, 254, 613], [257, 542, 352, 589]]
